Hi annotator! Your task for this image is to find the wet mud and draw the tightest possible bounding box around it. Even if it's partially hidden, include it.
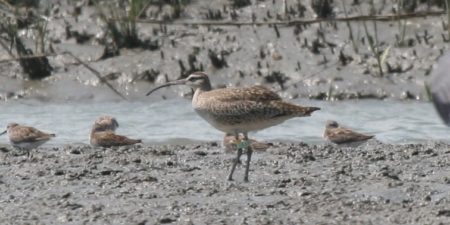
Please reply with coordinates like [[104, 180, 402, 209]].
[[2, 1, 450, 224], [1, 141, 450, 224]]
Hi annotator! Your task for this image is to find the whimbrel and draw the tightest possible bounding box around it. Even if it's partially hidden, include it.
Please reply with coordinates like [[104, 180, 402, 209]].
[[0, 123, 55, 157], [223, 133, 273, 153], [323, 120, 374, 145], [146, 71, 320, 181], [90, 116, 141, 147]]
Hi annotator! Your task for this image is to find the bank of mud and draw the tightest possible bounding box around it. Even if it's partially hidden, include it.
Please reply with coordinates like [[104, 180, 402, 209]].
[[1, 141, 450, 224], [0, 0, 449, 102]]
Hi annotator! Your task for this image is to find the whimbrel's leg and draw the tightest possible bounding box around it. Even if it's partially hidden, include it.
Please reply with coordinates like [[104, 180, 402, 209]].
[[243, 133, 253, 182], [27, 149, 32, 159], [227, 133, 243, 181]]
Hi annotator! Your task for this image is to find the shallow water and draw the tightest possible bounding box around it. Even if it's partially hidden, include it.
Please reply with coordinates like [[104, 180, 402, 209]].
[[0, 99, 448, 146]]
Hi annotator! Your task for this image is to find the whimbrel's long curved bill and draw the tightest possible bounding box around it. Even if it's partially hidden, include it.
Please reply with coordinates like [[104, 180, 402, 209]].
[[146, 79, 187, 96], [0, 130, 6, 135]]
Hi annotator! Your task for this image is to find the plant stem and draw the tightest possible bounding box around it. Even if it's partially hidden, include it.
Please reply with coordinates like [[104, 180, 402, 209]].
[[361, 15, 383, 76], [341, 0, 359, 53], [446, 0, 450, 37]]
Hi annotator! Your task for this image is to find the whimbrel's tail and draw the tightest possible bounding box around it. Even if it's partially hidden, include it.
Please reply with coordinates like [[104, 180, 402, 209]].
[[304, 106, 321, 115], [273, 101, 320, 117]]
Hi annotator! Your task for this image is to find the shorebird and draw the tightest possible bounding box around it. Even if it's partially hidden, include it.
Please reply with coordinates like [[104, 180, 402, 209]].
[[90, 116, 142, 147], [146, 71, 320, 181], [429, 52, 450, 126], [323, 120, 374, 145], [0, 122, 55, 157], [223, 133, 273, 153]]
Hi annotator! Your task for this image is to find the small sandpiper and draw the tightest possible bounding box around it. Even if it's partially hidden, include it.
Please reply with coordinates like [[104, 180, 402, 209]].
[[323, 120, 374, 145], [0, 122, 55, 157], [146, 71, 320, 181], [223, 134, 273, 153], [90, 116, 141, 148]]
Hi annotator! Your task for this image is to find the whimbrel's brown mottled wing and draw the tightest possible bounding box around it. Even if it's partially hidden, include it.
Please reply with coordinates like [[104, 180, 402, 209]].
[[430, 52, 450, 126], [10, 126, 54, 143], [93, 131, 141, 147], [326, 127, 374, 144], [198, 86, 318, 122], [198, 99, 291, 124], [210, 86, 282, 102]]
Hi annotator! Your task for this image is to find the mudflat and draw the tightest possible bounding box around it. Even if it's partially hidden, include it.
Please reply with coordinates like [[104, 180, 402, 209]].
[[1, 141, 450, 224]]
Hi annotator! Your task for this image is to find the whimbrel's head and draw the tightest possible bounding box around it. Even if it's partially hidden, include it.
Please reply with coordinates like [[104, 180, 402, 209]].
[[146, 71, 212, 96], [325, 120, 339, 129], [1, 122, 19, 135]]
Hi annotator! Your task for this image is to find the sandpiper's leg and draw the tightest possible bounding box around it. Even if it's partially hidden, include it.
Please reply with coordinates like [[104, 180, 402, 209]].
[[243, 133, 253, 182], [227, 133, 243, 181]]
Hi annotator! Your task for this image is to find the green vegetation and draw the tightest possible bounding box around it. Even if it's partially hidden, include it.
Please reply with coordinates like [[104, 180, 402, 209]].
[[341, 0, 359, 53], [0, 6, 52, 80], [360, 0, 384, 77], [95, 0, 149, 49]]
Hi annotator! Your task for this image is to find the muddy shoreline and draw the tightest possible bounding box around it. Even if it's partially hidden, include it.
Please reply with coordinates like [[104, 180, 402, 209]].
[[1, 0, 449, 102], [2, 1, 450, 224], [1, 141, 450, 224]]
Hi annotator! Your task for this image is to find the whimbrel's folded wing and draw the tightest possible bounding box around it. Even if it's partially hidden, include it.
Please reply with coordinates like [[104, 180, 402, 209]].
[[197, 100, 317, 125], [207, 86, 282, 102], [430, 52, 450, 126], [195, 85, 319, 133]]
